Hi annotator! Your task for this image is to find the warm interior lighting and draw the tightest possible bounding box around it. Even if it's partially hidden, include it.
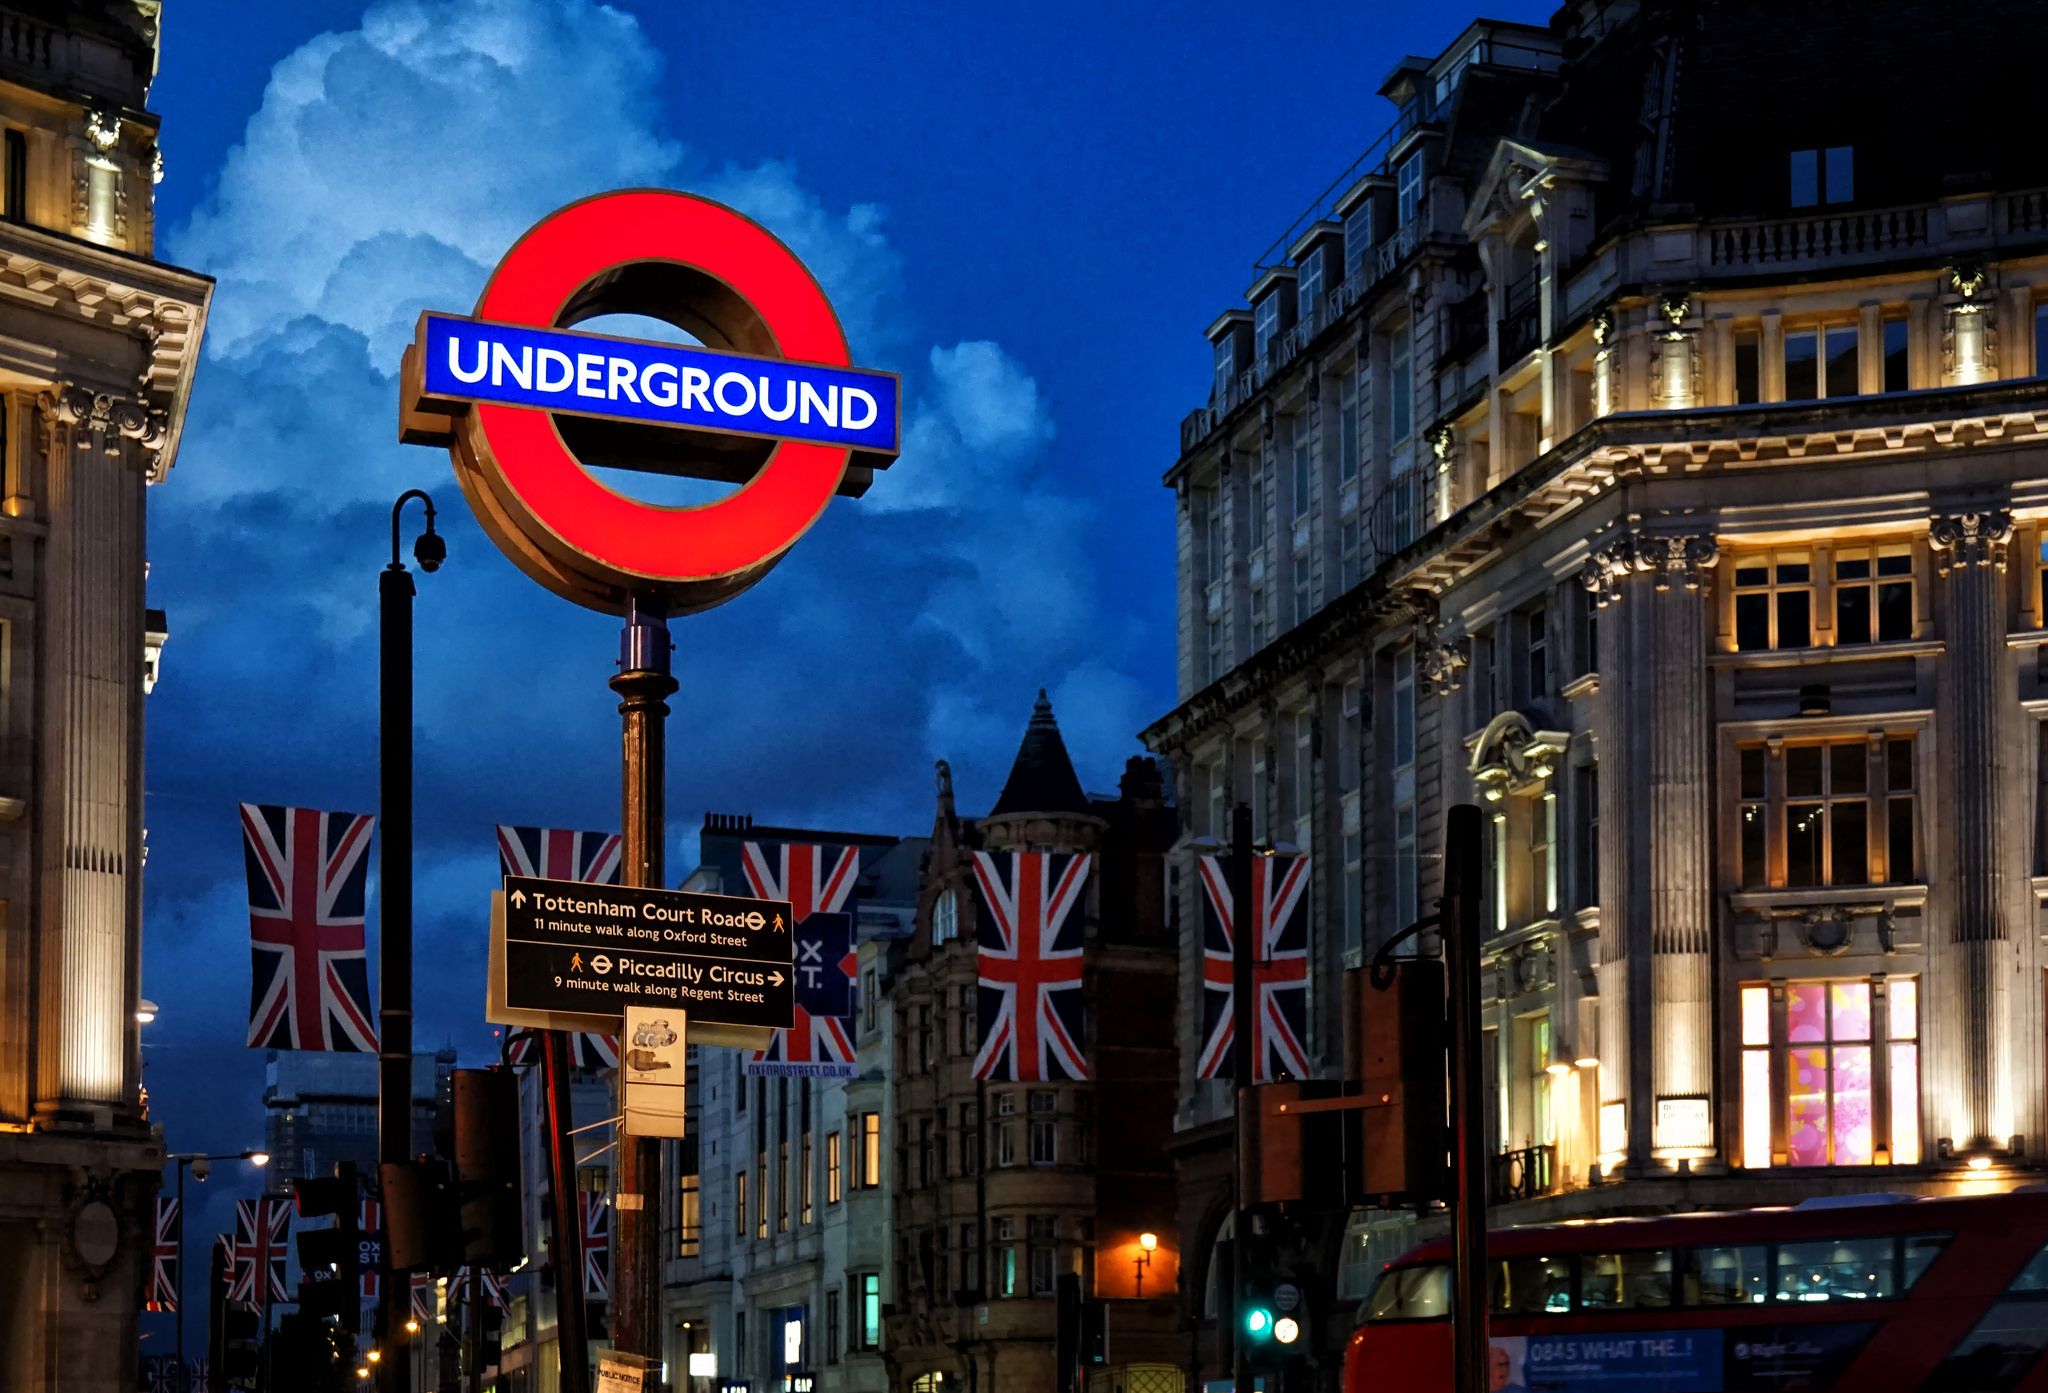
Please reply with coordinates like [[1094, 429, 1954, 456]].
[[135, 999, 159, 1024], [1967, 1153, 1993, 1172], [1546, 1062, 1573, 1077], [1574, 1056, 1600, 1070], [1139, 1232, 1158, 1252]]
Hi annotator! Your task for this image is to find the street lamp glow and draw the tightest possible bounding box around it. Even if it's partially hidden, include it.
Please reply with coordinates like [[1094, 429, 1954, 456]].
[[1139, 1231, 1158, 1252], [135, 999, 158, 1024], [405, 1318, 421, 1335], [246, 1150, 270, 1167], [366, 1349, 381, 1363]]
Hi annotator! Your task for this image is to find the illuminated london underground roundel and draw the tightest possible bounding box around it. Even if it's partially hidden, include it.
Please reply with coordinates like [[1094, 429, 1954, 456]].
[[400, 189, 901, 614]]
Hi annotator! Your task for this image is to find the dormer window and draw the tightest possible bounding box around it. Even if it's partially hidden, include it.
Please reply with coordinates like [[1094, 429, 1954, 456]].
[[1343, 200, 1373, 281], [933, 887, 958, 945], [1789, 146, 1853, 208], [1296, 249, 1323, 328], [1397, 152, 1424, 226], [1254, 293, 1280, 364], [1213, 337, 1235, 404]]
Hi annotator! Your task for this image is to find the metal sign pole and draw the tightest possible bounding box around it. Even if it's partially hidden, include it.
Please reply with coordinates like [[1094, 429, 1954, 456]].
[[1228, 802, 1254, 1393], [610, 594, 676, 1366], [542, 1030, 592, 1393], [1442, 805, 1487, 1393]]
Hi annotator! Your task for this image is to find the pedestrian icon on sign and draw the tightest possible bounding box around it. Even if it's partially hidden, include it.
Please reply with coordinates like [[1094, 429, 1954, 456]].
[[570, 952, 584, 973]]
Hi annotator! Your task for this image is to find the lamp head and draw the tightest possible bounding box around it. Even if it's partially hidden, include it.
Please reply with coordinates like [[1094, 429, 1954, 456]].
[[246, 1150, 270, 1168], [1139, 1231, 1158, 1252], [414, 527, 446, 574]]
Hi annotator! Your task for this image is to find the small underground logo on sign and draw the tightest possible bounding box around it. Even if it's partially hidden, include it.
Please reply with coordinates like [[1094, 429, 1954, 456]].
[[401, 189, 903, 615]]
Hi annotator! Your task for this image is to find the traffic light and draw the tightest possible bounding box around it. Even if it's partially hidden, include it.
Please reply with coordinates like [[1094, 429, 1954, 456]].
[[1241, 1276, 1311, 1371], [295, 1161, 361, 1330], [380, 1158, 462, 1273], [221, 1307, 261, 1384], [451, 1068, 522, 1264], [1351, 959, 1449, 1204]]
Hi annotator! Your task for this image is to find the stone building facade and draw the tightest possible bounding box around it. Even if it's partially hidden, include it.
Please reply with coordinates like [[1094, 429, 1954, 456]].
[[657, 815, 925, 1393], [1143, 0, 2048, 1381], [881, 695, 1182, 1393], [0, 3, 209, 1389]]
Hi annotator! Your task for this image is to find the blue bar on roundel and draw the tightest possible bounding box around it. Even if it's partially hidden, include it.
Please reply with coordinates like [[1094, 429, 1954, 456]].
[[419, 313, 900, 454]]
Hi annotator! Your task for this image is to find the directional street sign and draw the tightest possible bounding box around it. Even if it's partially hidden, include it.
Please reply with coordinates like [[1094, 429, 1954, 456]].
[[487, 875, 796, 1048]]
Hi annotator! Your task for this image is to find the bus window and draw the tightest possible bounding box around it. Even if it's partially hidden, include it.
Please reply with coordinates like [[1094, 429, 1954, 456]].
[[1902, 1232, 1952, 1288], [1364, 1263, 1450, 1321], [1921, 1242, 2048, 1392], [1582, 1250, 1674, 1310], [1491, 1254, 1572, 1315], [1776, 1235, 1898, 1301], [1690, 1244, 1768, 1306]]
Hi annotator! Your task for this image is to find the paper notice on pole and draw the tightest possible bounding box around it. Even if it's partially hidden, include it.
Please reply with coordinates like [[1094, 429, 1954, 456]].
[[596, 1350, 655, 1393], [621, 1005, 687, 1139]]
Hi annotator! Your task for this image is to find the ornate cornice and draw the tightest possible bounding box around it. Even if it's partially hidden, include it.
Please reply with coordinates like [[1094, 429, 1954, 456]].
[[1929, 508, 2013, 574]]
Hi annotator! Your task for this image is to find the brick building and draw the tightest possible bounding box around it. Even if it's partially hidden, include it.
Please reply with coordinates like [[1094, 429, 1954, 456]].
[[1144, 0, 2048, 1382], [884, 694, 1181, 1393]]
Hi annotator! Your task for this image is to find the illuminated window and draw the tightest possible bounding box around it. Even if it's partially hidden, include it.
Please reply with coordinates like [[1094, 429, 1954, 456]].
[[1784, 323, 1859, 401], [735, 1169, 747, 1238], [855, 1272, 881, 1349], [1737, 735, 1916, 888], [1833, 544, 1914, 644], [1733, 550, 1813, 650], [1740, 978, 1918, 1168], [827, 1129, 842, 1204]]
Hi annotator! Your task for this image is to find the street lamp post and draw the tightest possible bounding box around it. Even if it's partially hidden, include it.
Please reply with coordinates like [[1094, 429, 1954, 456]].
[[169, 1149, 270, 1390], [379, 490, 442, 1393]]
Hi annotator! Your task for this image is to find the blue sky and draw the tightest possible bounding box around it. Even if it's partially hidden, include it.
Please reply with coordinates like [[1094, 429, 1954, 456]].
[[135, 0, 1553, 1316]]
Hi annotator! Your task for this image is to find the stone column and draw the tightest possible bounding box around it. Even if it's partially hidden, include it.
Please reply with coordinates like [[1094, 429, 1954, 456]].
[[32, 384, 155, 1123], [1581, 530, 1718, 1169], [1929, 508, 2015, 1152], [1638, 535, 1718, 1158]]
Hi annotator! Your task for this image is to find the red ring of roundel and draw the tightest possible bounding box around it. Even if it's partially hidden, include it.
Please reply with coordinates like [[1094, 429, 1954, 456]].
[[469, 189, 853, 584]]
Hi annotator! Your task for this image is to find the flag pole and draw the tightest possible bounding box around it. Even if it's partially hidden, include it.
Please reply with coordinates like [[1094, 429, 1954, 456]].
[[610, 593, 676, 1368]]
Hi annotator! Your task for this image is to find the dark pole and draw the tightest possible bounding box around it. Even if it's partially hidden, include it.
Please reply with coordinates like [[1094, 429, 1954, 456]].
[[1442, 804, 1487, 1393], [379, 490, 438, 1393], [465, 1272, 484, 1393], [175, 1161, 186, 1389], [541, 1031, 590, 1393], [1227, 802, 1254, 1393], [610, 594, 676, 1363]]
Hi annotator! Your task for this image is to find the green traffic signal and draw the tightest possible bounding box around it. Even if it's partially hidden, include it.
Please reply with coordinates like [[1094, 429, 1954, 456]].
[[1245, 1306, 1274, 1339]]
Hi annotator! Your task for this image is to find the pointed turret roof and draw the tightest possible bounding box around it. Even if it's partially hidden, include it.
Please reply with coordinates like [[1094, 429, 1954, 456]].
[[989, 689, 1092, 819]]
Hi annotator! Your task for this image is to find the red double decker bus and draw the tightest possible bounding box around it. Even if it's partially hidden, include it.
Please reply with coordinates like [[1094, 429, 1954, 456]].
[[1345, 1189, 2048, 1392]]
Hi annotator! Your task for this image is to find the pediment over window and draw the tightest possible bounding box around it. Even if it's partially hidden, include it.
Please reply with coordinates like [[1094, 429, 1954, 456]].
[[1468, 709, 1570, 798]]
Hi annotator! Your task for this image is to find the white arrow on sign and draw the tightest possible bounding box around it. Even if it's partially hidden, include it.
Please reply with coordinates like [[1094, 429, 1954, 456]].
[[510, 889, 527, 908], [769, 970, 785, 986]]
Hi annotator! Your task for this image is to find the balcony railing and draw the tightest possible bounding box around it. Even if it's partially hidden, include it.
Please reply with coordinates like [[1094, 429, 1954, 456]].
[[1706, 204, 1929, 269], [1438, 289, 1489, 364], [1369, 467, 1435, 558], [1491, 1143, 1558, 1203]]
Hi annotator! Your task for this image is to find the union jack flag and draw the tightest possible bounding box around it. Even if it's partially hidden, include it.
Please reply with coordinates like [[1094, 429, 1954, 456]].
[[971, 851, 1090, 1081], [452, 1265, 509, 1310], [188, 1357, 211, 1393], [142, 1355, 174, 1393], [358, 1197, 380, 1303], [581, 1191, 609, 1301], [1195, 852, 1312, 1081], [743, 841, 858, 1076], [146, 1195, 178, 1312], [241, 804, 377, 1051], [409, 1271, 435, 1324], [504, 1026, 619, 1071], [228, 1196, 288, 1310], [499, 826, 624, 1069]]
